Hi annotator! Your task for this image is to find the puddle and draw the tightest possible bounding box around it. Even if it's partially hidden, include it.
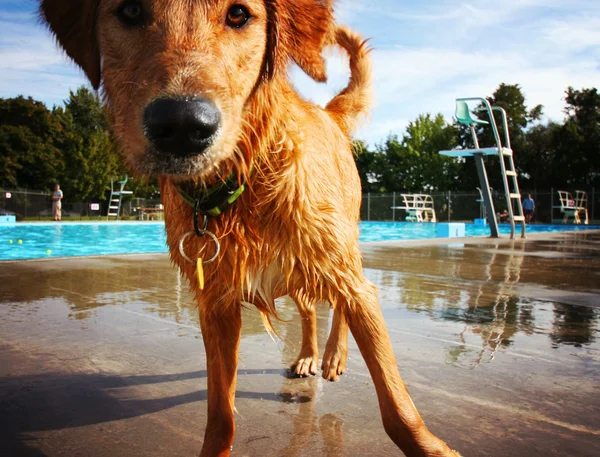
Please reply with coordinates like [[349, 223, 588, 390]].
[[1, 234, 600, 456]]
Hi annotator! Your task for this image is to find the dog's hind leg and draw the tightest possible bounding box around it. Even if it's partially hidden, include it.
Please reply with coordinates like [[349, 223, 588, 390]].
[[289, 292, 319, 377], [198, 303, 242, 457], [321, 308, 349, 381], [343, 280, 460, 457]]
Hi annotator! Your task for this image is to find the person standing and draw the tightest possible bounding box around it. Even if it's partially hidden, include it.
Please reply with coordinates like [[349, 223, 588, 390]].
[[522, 193, 535, 223], [52, 184, 63, 221]]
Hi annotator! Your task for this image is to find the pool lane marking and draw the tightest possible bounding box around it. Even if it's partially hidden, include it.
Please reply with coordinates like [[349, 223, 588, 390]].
[[387, 328, 559, 364]]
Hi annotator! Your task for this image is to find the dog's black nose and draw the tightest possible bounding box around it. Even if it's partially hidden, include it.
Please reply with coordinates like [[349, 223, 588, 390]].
[[143, 97, 220, 156]]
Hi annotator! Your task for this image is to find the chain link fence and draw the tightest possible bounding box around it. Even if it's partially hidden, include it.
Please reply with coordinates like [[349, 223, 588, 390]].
[[361, 189, 598, 224], [2, 188, 597, 224], [0, 189, 162, 221]]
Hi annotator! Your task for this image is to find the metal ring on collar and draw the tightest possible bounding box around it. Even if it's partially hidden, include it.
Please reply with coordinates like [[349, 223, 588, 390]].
[[178, 230, 220, 265], [193, 200, 209, 236]]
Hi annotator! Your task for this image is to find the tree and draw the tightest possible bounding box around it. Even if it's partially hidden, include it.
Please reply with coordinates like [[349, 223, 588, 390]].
[[521, 122, 561, 190], [375, 134, 413, 192], [475, 83, 543, 151], [353, 140, 382, 193], [63, 88, 160, 200], [458, 84, 544, 190], [0, 88, 162, 201], [0, 125, 28, 188], [561, 87, 600, 186], [367, 114, 463, 193], [58, 88, 120, 201], [400, 114, 462, 191], [0, 96, 64, 190]]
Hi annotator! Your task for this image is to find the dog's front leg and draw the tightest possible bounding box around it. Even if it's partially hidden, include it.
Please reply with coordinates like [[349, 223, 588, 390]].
[[290, 292, 319, 377], [199, 303, 242, 457]]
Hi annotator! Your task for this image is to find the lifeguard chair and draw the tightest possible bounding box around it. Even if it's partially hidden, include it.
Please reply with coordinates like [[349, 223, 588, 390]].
[[555, 190, 589, 224], [107, 175, 133, 220], [391, 193, 437, 222], [439, 98, 526, 239]]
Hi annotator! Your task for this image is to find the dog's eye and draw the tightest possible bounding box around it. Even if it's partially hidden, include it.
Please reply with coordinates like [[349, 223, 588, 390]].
[[226, 4, 251, 29], [117, 1, 146, 27]]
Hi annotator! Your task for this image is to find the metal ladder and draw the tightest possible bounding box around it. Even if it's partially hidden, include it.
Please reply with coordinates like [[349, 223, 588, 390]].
[[492, 107, 526, 239], [107, 175, 133, 220]]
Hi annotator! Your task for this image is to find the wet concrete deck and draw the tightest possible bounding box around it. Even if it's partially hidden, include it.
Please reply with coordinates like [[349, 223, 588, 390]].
[[1, 231, 599, 457]]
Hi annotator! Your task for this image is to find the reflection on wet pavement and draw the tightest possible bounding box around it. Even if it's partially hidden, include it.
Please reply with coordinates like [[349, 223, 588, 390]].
[[1, 232, 599, 456]]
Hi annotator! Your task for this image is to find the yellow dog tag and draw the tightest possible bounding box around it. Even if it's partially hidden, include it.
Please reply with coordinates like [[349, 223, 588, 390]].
[[196, 257, 204, 290]]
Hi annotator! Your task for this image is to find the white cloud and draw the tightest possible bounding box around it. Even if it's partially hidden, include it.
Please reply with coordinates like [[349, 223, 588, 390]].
[[542, 16, 600, 53], [0, 9, 90, 106], [301, 0, 600, 145]]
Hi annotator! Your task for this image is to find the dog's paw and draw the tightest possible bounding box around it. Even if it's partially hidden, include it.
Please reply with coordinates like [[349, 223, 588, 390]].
[[321, 347, 347, 382], [290, 355, 318, 377]]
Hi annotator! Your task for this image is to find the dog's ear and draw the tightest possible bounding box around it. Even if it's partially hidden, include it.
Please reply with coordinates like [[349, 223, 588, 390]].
[[40, 0, 101, 90], [266, 0, 334, 82]]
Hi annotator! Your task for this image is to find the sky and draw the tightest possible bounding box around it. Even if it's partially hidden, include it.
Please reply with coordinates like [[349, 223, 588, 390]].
[[1, 0, 599, 147]]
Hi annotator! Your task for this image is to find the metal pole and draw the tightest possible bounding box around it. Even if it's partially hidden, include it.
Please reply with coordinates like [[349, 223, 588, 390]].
[[367, 192, 371, 221], [392, 192, 396, 221], [474, 154, 500, 237], [551, 188, 555, 223], [592, 187, 595, 222], [447, 191, 451, 222]]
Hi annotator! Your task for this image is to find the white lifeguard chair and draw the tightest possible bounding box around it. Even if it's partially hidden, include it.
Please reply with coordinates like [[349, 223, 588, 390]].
[[107, 175, 133, 220], [439, 98, 526, 239], [555, 190, 589, 224], [391, 193, 437, 222]]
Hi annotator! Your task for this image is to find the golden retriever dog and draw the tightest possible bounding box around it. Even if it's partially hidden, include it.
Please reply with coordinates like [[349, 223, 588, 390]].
[[40, 1, 461, 455]]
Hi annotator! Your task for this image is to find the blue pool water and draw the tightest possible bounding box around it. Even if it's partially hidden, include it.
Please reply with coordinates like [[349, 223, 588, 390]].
[[1, 222, 167, 261], [1, 221, 599, 261], [358, 221, 600, 242]]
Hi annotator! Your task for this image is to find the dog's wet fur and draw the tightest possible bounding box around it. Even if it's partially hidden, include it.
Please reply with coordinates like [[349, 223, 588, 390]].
[[41, 1, 461, 455]]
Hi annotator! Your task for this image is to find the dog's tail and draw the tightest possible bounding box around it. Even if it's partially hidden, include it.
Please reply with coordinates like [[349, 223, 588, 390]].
[[325, 25, 373, 134]]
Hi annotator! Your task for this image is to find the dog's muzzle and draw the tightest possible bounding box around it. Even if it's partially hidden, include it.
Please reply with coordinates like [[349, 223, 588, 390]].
[[143, 97, 221, 157]]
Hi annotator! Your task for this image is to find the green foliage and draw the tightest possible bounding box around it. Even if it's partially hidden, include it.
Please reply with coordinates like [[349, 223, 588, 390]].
[[353, 140, 384, 193], [520, 122, 561, 189], [57, 88, 120, 201], [458, 84, 544, 190], [0, 97, 64, 189], [519, 87, 600, 189], [354, 114, 462, 193], [401, 114, 462, 191], [0, 87, 158, 201], [355, 82, 598, 194], [561, 87, 600, 186], [2, 83, 599, 202]]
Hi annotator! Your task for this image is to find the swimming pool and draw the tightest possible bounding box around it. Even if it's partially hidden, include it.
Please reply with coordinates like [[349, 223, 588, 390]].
[[1, 221, 599, 261], [1, 222, 167, 261], [358, 221, 600, 242]]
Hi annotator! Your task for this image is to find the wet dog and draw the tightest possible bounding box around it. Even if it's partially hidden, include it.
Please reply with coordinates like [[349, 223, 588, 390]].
[[41, 1, 461, 455]]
